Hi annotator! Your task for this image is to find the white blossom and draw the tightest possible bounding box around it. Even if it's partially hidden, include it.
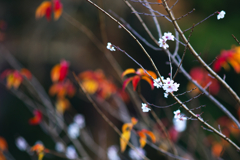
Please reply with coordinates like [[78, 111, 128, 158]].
[[173, 115, 187, 132], [129, 147, 146, 160], [66, 145, 77, 159], [173, 109, 188, 122], [55, 142, 65, 152], [107, 145, 120, 160], [68, 123, 80, 139], [153, 77, 163, 88], [164, 92, 169, 98], [15, 137, 28, 151], [162, 32, 175, 41], [158, 38, 169, 49], [217, 10, 226, 20], [141, 103, 151, 112], [162, 78, 180, 93], [107, 42, 116, 51], [73, 114, 85, 129], [173, 109, 181, 119]]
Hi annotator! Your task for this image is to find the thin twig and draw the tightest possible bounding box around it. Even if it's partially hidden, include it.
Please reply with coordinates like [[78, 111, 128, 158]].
[[232, 34, 240, 45], [162, 0, 240, 108], [175, 8, 195, 21], [183, 11, 218, 33], [73, 73, 149, 160], [173, 24, 195, 80]]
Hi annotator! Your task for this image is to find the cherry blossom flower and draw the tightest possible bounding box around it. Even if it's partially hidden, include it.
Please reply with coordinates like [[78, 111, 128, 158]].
[[217, 10, 226, 20], [173, 116, 187, 132], [66, 145, 77, 159], [107, 42, 116, 51], [73, 114, 85, 129], [162, 32, 175, 41], [141, 103, 151, 112], [173, 109, 181, 119], [16, 137, 28, 151], [153, 77, 163, 88], [55, 142, 65, 152], [162, 78, 180, 93], [68, 123, 80, 139], [164, 92, 169, 98], [107, 145, 120, 160], [128, 147, 146, 160], [173, 109, 188, 122], [158, 38, 169, 49]]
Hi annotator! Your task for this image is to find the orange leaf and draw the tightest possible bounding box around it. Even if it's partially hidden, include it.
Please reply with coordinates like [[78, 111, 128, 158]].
[[56, 98, 71, 114], [31, 144, 48, 160], [122, 77, 133, 90], [142, 129, 156, 143], [0, 137, 8, 151], [146, 70, 157, 79], [35, 1, 52, 20], [138, 131, 147, 148], [51, 65, 60, 82], [122, 68, 136, 77], [20, 68, 32, 80], [120, 130, 131, 152], [141, 76, 154, 90], [131, 117, 138, 125], [158, 0, 162, 3], [29, 110, 42, 125], [211, 143, 223, 157], [132, 75, 141, 91]]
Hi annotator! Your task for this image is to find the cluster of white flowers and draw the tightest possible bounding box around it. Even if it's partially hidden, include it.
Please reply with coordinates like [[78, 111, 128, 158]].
[[158, 32, 175, 49], [68, 114, 85, 139], [153, 77, 180, 98], [217, 10, 226, 20], [106, 42, 116, 51], [141, 103, 151, 112], [173, 109, 187, 121]]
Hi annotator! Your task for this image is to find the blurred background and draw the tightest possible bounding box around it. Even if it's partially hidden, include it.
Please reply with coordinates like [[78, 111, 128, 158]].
[[0, 0, 240, 159]]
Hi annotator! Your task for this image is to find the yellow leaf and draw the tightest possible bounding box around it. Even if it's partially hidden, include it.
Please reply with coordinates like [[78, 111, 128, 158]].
[[38, 152, 44, 160], [120, 130, 131, 152], [122, 68, 136, 77], [122, 123, 133, 132], [51, 65, 60, 82]]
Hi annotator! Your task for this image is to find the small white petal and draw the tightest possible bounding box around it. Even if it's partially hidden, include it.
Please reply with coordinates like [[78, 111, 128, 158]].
[[141, 103, 151, 112], [73, 114, 85, 129], [16, 137, 28, 151], [68, 123, 80, 139], [66, 145, 77, 159], [129, 147, 146, 160], [217, 10, 226, 20], [55, 142, 65, 152], [107, 145, 120, 160]]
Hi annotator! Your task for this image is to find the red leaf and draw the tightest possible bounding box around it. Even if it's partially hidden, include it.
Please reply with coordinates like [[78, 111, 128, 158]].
[[132, 75, 141, 91], [59, 60, 69, 81], [122, 77, 133, 90], [29, 110, 42, 125]]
